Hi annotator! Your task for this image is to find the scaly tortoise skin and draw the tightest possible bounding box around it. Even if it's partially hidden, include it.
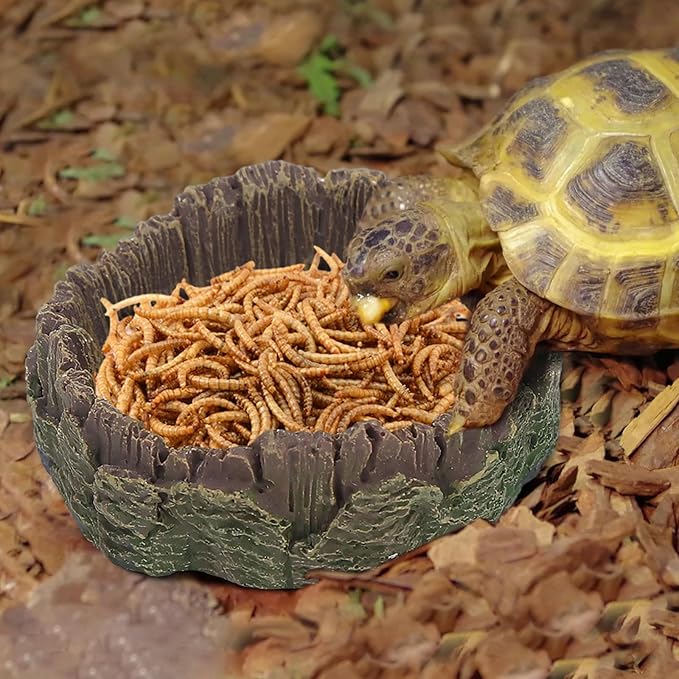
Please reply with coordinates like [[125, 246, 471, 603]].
[[342, 48, 679, 433]]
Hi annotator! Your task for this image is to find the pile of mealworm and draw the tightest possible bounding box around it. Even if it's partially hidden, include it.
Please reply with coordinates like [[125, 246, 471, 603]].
[[95, 247, 468, 449]]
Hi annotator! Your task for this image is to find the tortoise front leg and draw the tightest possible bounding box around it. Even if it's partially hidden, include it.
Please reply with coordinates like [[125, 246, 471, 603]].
[[447, 277, 553, 434]]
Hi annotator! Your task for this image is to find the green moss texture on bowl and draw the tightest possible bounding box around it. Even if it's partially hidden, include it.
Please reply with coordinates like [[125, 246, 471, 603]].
[[26, 161, 562, 588]]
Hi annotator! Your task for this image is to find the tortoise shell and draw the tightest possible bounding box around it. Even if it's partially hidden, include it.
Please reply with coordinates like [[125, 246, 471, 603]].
[[445, 49, 679, 340]]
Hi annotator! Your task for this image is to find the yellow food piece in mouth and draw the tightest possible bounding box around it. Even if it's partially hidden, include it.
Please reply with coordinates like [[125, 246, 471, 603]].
[[353, 295, 397, 325]]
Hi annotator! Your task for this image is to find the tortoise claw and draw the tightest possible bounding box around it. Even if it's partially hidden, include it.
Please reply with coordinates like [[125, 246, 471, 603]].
[[446, 412, 467, 436]]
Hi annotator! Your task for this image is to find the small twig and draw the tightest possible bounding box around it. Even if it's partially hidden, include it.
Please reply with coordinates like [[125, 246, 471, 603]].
[[0, 212, 44, 228], [43, 157, 70, 203]]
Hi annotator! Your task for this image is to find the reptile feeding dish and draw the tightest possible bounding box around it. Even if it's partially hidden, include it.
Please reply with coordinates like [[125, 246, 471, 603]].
[[26, 161, 561, 588]]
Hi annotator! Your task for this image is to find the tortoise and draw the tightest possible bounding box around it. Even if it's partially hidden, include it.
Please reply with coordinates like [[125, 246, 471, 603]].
[[342, 48, 679, 434]]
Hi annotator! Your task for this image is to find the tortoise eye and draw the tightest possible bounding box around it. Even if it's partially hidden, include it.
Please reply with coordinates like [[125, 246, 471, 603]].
[[383, 269, 402, 281]]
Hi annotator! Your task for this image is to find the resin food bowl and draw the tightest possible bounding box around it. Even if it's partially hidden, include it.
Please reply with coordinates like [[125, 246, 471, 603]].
[[26, 161, 562, 588]]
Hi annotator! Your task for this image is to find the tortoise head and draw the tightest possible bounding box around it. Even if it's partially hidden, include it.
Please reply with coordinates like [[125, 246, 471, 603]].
[[342, 206, 459, 324]]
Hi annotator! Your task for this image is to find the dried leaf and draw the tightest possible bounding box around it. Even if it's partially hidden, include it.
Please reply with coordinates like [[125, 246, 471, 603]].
[[499, 506, 555, 547], [474, 632, 551, 679], [528, 571, 603, 636], [586, 459, 671, 497], [428, 521, 491, 569], [232, 113, 312, 165]]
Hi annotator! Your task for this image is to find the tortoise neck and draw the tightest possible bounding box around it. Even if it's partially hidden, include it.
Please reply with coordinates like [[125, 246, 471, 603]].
[[424, 175, 506, 297]]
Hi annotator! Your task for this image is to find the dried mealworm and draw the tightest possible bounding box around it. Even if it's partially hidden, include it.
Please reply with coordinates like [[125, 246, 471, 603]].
[[204, 410, 250, 424], [149, 318, 204, 341], [205, 423, 237, 449], [257, 349, 278, 395], [336, 404, 398, 433], [301, 298, 342, 354], [412, 344, 446, 382], [142, 340, 211, 377], [231, 275, 287, 302], [222, 330, 250, 364], [312, 245, 339, 276], [232, 422, 252, 442], [149, 386, 203, 409], [104, 353, 121, 397], [188, 375, 256, 391], [233, 318, 258, 354], [324, 328, 371, 343], [423, 329, 464, 349], [423, 321, 468, 335], [252, 262, 305, 276], [233, 395, 262, 443], [195, 321, 226, 351], [277, 363, 313, 418], [314, 399, 354, 433], [382, 361, 413, 403], [396, 407, 436, 425], [129, 315, 156, 345], [269, 363, 304, 424], [136, 305, 239, 324], [113, 330, 142, 371], [106, 293, 180, 313], [271, 318, 312, 367], [383, 420, 416, 431], [115, 375, 136, 414], [176, 358, 231, 387], [389, 323, 406, 364], [298, 348, 384, 365], [126, 338, 190, 368], [334, 283, 350, 307], [247, 389, 273, 432], [334, 387, 384, 400], [432, 391, 457, 416], [148, 414, 200, 440], [211, 261, 255, 289], [95, 356, 114, 401], [273, 310, 316, 350], [261, 388, 302, 432], [128, 384, 147, 421], [284, 283, 302, 311], [414, 374, 435, 401]]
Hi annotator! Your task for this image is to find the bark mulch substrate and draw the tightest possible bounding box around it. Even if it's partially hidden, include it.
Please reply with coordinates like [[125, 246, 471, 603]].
[[220, 353, 679, 677], [3, 1, 679, 677]]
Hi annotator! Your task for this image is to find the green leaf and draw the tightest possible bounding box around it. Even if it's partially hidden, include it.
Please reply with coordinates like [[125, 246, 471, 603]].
[[298, 54, 341, 117], [298, 36, 372, 117], [59, 162, 126, 182], [27, 195, 47, 216], [373, 595, 385, 619], [0, 374, 16, 390], [65, 6, 102, 26], [336, 60, 373, 87], [113, 215, 137, 229], [79, 7, 101, 24], [319, 34, 340, 53], [37, 109, 74, 129], [91, 148, 118, 162], [81, 231, 131, 249], [53, 263, 70, 282]]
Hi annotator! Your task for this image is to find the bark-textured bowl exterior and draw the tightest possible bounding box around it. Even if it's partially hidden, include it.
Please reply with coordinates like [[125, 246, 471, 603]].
[[25, 161, 562, 589]]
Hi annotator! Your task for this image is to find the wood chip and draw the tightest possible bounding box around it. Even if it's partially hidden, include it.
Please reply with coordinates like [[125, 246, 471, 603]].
[[621, 378, 679, 456]]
